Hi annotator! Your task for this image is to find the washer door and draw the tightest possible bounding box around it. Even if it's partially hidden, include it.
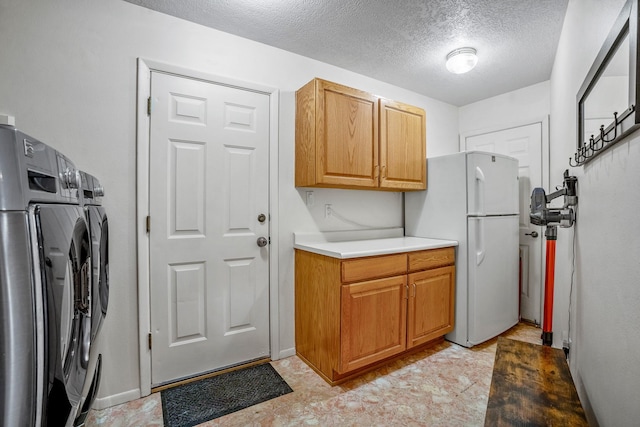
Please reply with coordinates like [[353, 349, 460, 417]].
[[35, 205, 91, 425]]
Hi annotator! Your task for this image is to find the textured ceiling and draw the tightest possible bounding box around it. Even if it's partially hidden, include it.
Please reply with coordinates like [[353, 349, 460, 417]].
[[124, 0, 569, 106]]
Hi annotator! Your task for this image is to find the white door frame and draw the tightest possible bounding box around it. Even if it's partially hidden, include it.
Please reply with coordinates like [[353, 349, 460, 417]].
[[135, 58, 280, 397], [460, 116, 550, 324]]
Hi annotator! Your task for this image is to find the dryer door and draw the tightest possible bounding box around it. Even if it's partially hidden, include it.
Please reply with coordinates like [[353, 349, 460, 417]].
[[87, 206, 108, 340], [35, 205, 91, 425]]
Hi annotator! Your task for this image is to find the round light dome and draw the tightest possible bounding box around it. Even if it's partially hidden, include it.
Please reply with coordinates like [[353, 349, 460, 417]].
[[446, 47, 478, 74]]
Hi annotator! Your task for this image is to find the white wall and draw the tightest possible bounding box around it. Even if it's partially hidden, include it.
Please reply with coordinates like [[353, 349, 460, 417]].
[[459, 81, 550, 135], [550, 0, 640, 425], [0, 0, 459, 406]]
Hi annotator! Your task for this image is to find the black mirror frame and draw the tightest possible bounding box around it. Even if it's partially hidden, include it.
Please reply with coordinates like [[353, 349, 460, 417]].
[[575, 0, 640, 166]]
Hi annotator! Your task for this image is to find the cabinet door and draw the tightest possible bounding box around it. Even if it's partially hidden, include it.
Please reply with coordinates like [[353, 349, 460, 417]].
[[340, 275, 407, 373], [379, 99, 426, 190], [407, 266, 455, 348], [317, 80, 379, 188]]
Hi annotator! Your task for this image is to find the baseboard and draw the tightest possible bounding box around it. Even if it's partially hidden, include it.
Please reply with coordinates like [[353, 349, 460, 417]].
[[92, 388, 141, 410], [277, 347, 296, 359], [574, 369, 600, 427]]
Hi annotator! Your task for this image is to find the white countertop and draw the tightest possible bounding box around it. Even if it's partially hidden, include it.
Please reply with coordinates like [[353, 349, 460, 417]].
[[294, 232, 458, 259]]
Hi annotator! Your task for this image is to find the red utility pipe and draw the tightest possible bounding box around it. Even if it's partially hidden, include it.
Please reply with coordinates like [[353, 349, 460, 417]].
[[542, 227, 557, 346]]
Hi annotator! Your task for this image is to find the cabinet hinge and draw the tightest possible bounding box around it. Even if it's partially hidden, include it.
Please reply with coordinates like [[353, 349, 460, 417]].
[[146, 215, 150, 233], [148, 333, 152, 350], [147, 97, 152, 116]]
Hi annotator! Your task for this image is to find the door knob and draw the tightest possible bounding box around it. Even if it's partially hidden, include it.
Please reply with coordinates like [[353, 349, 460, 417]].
[[525, 231, 539, 238], [257, 213, 266, 223], [257, 237, 268, 247]]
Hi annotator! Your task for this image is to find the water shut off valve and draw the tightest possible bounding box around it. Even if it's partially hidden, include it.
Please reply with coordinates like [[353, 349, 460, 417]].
[[530, 170, 578, 228]]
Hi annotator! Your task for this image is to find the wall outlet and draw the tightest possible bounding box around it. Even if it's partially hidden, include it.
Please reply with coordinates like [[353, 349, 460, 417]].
[[325, 204, 332, 218], [305, 191, 314, 207], [562, 340, 571, 359]]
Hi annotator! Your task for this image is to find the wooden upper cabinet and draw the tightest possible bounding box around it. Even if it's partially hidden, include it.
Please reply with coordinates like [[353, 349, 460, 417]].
[[295, 78, 426, 191], [296, 78, 379, 189], [379, 99, 427, 190]]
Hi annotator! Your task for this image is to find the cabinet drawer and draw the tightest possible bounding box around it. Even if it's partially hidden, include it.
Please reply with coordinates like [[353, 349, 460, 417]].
[[341, 253, 407, 283], [408, 247, 455, 272]]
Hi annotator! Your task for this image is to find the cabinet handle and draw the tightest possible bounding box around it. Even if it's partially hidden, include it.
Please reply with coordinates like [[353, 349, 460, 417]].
[[381, 165, 387, 179], [404, 283, 409, 300], [374, 164, 380, 180], [412, 283, 416, 297]]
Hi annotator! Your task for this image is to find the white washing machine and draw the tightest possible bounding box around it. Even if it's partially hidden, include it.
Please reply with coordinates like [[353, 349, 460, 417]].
[[0, 125, 107, 426]]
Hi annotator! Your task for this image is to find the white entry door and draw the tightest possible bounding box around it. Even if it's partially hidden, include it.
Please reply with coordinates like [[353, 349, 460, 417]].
[[463, 123, 544, 324], [148, 71, 271, 385]]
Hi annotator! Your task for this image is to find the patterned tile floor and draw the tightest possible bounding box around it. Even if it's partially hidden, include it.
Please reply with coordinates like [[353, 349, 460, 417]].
[[86, 323, 541, 426]]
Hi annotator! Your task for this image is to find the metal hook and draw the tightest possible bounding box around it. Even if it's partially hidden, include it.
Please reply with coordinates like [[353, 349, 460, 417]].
[[580, 145, 590, 160], [591, 134, 604, 151], [600, 111, 619, 143], [569, 156, 580, 167], [584, 145, 594, 159]]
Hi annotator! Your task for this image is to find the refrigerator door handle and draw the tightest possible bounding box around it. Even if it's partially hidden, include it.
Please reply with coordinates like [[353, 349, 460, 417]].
[[474, 166, 485, 216], [476, 217, 486, 265]]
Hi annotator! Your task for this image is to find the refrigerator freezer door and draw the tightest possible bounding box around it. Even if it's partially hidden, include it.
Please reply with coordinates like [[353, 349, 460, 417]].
[[466, 152, 519, 216], [467, 215, 519, 345]]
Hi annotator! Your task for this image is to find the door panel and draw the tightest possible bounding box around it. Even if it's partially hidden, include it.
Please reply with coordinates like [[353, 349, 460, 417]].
[[169, 262, 206, 344], [170, 140, 205, 237], [407, 266, 455, 348], [466, 152, 519, 215], [467, 216, 519, 345], [317, 81, 379, 187], [465, 123, 543, 324], [379, 99, 426, 190], [340, 276, 407, 373], [149, 72, 270, 385]]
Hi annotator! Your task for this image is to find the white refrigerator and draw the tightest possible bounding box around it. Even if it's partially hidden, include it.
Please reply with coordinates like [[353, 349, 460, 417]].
[[405, 151, 520, 347]]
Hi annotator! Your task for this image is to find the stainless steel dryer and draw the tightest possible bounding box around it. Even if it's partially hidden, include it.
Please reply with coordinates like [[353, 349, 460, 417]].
[[79, 171, 108, 341], [0, 125, 104, 426], [73, 171, 109, 426]]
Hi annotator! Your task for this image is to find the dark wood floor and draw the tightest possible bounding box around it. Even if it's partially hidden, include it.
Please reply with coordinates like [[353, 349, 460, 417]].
[[485, 337, 588, 426]]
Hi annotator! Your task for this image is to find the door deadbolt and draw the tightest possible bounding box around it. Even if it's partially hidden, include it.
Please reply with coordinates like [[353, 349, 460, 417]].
[[257, 213, 266, 223], [257, 237, 268, 247], [525, 231, 539, 238]]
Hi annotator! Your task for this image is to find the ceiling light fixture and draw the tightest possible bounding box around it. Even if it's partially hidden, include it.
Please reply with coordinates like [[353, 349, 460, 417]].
[[446, 47, 478, 74]]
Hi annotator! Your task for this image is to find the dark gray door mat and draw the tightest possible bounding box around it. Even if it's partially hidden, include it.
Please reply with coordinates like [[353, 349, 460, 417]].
[[160, 363, 293, 427]]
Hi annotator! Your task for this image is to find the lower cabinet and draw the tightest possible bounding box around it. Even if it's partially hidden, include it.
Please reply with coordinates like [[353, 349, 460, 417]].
[[340, 275, 407, 373], [295, 246, 455, 385], [407, 266, 455, 348]]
